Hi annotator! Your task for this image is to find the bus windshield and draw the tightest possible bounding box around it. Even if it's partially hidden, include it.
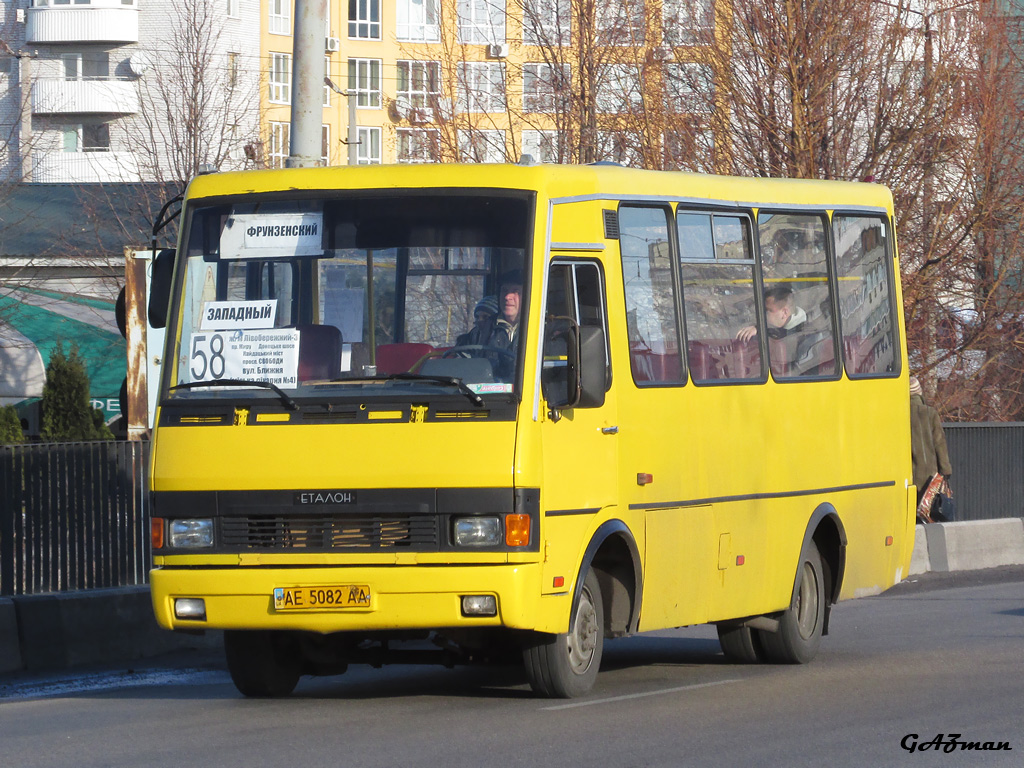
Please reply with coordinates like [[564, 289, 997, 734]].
[[168, 192, 531, 404]]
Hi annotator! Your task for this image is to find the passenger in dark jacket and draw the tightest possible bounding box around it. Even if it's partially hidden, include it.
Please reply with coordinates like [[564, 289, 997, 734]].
[[910, 376, 952, 499]]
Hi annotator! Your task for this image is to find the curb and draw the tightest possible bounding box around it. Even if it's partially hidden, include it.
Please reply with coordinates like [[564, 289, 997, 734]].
[[1, 586, 220, 675], [910, 518, 1024, 575]]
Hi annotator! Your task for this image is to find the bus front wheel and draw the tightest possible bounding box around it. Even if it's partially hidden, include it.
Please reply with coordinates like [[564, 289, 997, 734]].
[[224, 630, 302, 697], [760, 542, 825, 664], [523, 569, 604, 698]]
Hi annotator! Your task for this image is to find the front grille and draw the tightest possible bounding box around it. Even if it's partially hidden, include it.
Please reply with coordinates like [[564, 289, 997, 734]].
[[220, 514, 439, 551]]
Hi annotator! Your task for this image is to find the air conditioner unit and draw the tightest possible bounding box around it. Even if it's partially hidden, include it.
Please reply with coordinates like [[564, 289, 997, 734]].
[[325, 37, 341, 53], [409, 107, 433, 125], [487, 43, 509, 59]]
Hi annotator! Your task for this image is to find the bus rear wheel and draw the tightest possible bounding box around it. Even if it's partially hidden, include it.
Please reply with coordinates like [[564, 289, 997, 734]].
[[523, 569, 604, 698], [224, 630, 302, 697], [717, 624, 766, 663], [760, 542, 825, 664]]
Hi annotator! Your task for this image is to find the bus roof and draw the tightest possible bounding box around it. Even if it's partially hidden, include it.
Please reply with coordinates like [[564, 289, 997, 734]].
[[183, 163, 894, 213]]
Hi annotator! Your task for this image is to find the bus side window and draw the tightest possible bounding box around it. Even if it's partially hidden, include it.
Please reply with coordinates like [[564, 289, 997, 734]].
[[543, 261, 611, 400], [619, 206, 684, 385], [758, 212, 838, 379], [678, 211, 761, 383], [833, 215, 899, 376]]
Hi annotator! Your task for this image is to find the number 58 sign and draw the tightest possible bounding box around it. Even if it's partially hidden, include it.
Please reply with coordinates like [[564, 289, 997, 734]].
[[188, 330, 300, 388], [190, 333, 229, 380]]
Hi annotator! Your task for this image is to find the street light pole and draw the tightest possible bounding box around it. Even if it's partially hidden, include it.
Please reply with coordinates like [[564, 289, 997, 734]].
[[287, 0, 328, 168]]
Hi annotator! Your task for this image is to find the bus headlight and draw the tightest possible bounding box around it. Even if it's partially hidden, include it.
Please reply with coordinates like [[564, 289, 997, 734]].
[[453, 516, 502, 547], [168, 519, 214, 548]]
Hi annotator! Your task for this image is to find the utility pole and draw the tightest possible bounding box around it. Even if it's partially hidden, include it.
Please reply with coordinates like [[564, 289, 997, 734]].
[[287, 0, 328, 168]]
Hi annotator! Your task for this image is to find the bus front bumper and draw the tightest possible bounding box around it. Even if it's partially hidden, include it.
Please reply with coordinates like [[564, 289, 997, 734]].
[[150, 563, 555, 634]]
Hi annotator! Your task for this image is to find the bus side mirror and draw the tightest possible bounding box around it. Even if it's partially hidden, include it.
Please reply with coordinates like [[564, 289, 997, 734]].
[[542, 320, 606, 411], [575, 325, 606, 409], [148, 248, 175, 329]]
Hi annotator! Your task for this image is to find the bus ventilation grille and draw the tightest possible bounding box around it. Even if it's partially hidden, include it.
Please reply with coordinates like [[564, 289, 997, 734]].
[[220, 514, 438, 550], [603, 209, 619, 239]]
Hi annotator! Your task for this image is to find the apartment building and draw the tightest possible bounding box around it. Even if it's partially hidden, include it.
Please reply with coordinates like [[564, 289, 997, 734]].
[[262, 0, 716, 166], [1, 0, 261, 184]]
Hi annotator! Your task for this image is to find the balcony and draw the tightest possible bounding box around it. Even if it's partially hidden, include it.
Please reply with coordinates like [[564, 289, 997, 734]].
[[26, 1, 139, 44], [32, 77, 138, 115], [31, 150, 141, 183]]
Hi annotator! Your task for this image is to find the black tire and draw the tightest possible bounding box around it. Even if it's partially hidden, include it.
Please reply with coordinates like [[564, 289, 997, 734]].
[[759, 542, 826, 664], [523, 569, 604, 698], [717, 624, 766, 663], [224, 630, 302, 698]]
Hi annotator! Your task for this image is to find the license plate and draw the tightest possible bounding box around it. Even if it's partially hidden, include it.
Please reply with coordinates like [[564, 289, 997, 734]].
[[273, 585, 371, 611]]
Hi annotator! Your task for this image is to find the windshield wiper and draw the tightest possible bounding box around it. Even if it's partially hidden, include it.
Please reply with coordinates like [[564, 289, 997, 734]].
[[332, 373, 485, 407], [170, 379, 299, 411]]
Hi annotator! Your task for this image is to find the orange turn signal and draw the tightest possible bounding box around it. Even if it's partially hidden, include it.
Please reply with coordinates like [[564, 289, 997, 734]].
[[151, 518, 165, 550], [505, 514, 530, 547]]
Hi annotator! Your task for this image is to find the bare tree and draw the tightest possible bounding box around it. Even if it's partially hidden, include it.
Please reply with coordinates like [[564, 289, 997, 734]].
[[123, 0, 261, 186]]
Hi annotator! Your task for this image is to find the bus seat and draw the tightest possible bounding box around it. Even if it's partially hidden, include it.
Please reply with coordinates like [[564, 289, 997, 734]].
[[376, 343, 434, 374], [687, 341, 713, 381], [768, 337, 788, 378], [419, 357, 494, 383], [297, 324, 343, 382], [731, 337, 761, 378]]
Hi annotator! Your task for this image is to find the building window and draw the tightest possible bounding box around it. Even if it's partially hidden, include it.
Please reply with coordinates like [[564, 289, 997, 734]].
[[226, 0, 239, 18], [347, 58, 382, 108], [349, 0, 381, 40], [323, 56, 331, 106], [397, 60, 440, 109], [521, 129, 561, 163], [522, 0, 569, 46], [662, 0, 713, 47], [458, 129, 506, 163], [597, 64, 642, 113], [664, 63, 713, 114], [63, 123, 110, 152], [228, 53, 239, 89], [62, 52, 109, 80], [0, 57, 15, 77], [595, 130, 642, 166], [397, 0, 440, 42], [269, 121, 290, 168], [523, 62, 569, 114], [457, 0, 505, 44], [457, 62, 505, 113], [322, 124, 330, 165], [269, 53, 291, 103], [357, 126, 382, 164], [397, 128, 439, 163], [597, 0, 644, 46], [269, 0, 290, 35]]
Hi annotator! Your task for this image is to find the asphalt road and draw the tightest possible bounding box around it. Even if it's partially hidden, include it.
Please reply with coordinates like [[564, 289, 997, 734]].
[[2, 568, 1022, 768]]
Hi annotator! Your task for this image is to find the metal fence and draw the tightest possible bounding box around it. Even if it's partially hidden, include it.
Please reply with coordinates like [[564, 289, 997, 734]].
[[943, 423, 1024, 523], [0, 441, 150, 597], [0, 426, 1020, 597]]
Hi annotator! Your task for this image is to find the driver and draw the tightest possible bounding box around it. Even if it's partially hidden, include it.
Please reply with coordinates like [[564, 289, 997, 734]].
[[488, 271, 522, 356], [455, 271, 522, 379]]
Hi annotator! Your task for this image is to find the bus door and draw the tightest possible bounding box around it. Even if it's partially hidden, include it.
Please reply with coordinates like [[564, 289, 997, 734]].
[[539, 260, 618, 592]]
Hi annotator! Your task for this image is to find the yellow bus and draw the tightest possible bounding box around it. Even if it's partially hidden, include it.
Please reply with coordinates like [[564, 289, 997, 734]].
[[148, 162, 914, 698]]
